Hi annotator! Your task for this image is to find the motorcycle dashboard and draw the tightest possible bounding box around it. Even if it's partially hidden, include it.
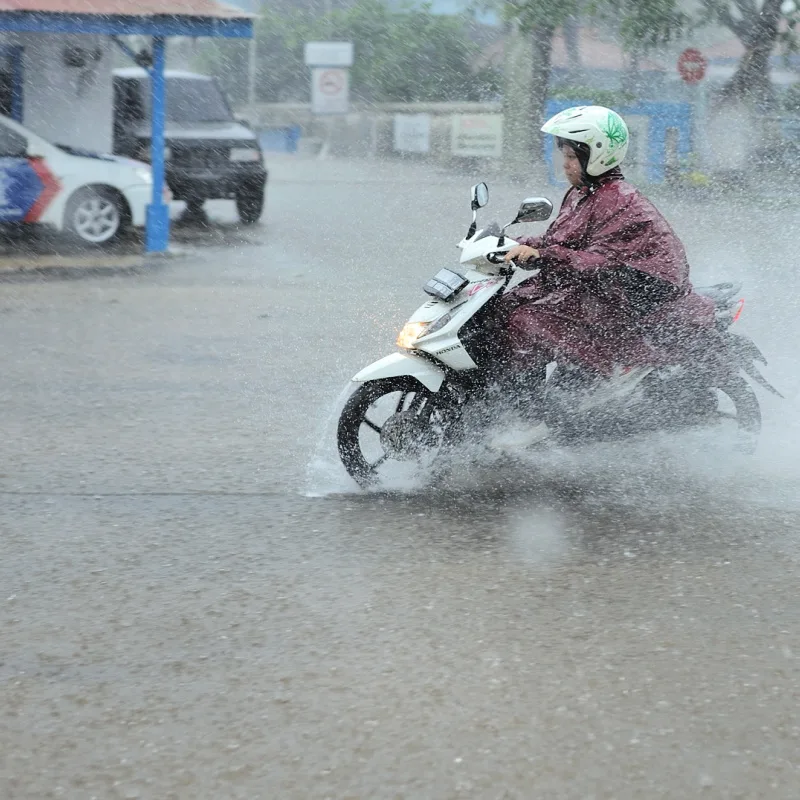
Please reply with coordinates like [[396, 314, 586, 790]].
[[423, 268, 469, 302]]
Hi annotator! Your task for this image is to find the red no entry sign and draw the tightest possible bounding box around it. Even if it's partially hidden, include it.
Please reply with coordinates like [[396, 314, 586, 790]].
[[677, 48, 708, 85], [319, 69, 345, 95]]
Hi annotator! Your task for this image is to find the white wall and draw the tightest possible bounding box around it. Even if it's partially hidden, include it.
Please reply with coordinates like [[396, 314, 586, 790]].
[[18, 33, 113, 153]]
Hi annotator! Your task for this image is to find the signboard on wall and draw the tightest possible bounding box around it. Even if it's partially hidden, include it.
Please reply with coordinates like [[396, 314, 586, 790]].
[[304, 42, 354, 67], [393, 114, 431, 153], [311, 67, 350, 115], [451, 115, 503, 158]]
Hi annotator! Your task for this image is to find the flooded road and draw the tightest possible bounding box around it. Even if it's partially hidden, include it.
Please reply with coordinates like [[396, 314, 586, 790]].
[[2, 155, 800, 798]]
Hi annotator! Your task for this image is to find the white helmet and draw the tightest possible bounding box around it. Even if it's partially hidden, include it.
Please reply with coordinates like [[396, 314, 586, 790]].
[[541, 105, 629, 177]]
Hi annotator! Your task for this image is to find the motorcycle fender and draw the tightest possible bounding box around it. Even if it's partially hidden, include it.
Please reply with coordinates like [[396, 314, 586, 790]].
[[725, 333, 783, 398], [351, 352, 445, 393]]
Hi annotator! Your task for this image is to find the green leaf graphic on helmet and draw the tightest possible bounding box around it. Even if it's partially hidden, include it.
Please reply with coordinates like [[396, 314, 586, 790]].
[[602, 112, 627, 150]]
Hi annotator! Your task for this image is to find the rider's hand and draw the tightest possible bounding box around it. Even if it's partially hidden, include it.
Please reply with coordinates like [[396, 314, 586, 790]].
[[505, 245, 540, 264]]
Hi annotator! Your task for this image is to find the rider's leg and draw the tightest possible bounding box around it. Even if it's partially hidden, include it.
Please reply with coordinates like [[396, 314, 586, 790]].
[[505, 361, 547, 419]]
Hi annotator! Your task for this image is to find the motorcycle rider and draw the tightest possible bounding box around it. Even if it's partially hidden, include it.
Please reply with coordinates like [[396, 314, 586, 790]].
[[494, 105, 715, 448]]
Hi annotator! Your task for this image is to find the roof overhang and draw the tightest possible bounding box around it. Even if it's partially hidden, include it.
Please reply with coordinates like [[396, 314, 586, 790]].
[[0, 11, 253, 38]]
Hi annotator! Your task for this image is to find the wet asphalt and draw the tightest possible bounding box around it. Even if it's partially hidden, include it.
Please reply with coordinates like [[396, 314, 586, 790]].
[[1, 155, 800, 799]]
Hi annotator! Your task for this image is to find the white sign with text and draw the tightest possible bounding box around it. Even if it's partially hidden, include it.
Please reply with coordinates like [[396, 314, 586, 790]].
[[451, 114, 503, 158], [304, 41, 354, 67], [393, 114, 431, 153]]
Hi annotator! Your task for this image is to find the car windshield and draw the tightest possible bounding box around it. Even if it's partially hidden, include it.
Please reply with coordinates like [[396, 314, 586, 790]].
[[141, 77, 233, 123]]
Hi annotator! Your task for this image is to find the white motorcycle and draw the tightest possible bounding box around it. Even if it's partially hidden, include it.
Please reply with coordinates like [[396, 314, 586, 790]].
[[337, 182, 778, 488]]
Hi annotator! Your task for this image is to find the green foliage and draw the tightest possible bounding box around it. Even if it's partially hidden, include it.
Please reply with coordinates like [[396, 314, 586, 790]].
[[195, 0, 501, 105], [498, 0, 686, 47], [591, 0, 688, 51], [501, 0, 580, 34], [548, 85, 637, 107], [326, 0, 498, 102]]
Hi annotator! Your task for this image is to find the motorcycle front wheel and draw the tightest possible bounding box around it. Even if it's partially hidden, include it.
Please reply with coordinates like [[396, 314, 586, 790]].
[[337, 377, 453, 488]]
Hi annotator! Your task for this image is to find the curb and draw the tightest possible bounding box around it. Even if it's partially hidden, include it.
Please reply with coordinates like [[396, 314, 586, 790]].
[[0, 249, 184, 282]]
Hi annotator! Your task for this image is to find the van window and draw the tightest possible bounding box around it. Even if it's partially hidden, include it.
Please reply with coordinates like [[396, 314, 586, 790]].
[[140, 77, 233, 124]]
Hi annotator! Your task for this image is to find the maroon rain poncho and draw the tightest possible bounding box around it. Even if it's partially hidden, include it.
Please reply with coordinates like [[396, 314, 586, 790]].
[[505, 170, 715, 376]]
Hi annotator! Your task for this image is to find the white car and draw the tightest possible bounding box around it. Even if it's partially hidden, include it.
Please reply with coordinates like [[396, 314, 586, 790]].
[[0, 114, 165, 246]]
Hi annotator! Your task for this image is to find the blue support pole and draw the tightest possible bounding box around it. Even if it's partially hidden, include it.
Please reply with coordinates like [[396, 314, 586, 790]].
[[10, 46, 23, 123], [146, 35, 169, 253]]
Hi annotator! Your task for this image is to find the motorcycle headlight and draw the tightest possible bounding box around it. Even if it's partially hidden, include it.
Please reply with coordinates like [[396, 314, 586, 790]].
[[396, 321, 430, 349]]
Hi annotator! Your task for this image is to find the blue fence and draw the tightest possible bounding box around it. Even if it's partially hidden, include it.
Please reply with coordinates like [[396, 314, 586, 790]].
[[259, 125, 301, 154], [543, 100, 693, 185]]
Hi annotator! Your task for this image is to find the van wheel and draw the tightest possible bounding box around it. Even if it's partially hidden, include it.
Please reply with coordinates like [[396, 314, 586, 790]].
[[236, 185, 265, 225], [65, 187, 128, 246]]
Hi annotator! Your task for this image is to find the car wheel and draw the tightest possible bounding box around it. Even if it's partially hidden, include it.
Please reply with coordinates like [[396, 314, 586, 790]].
[[235, 184, 265, 225], [65, 187, 128, 246]]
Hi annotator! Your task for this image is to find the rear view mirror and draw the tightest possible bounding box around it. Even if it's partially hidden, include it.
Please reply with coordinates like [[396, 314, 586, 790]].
[[513, 196, 553, 224], [466, 182, 490, 239], [470, 182, 489, 211]]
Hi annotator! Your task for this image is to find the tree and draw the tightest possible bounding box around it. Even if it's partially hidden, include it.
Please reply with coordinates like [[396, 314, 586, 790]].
[[503, 0, 581, 132], [703, 0, 791, 107], [500, 0, 686, 168], [700, 0, 796, 107], [590, 0, 688, 95], [195, 0, 500, 105], [324, 0, 498, 102]]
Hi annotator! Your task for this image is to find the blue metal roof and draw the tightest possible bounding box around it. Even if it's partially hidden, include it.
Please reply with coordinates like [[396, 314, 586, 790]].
[[0, 11, 252, 37]]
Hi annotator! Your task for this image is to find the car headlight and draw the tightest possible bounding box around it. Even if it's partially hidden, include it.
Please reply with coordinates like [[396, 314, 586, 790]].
[[396, 321, 430, 349], [135, 167, 153, 185], [230, 147, 262, 163]]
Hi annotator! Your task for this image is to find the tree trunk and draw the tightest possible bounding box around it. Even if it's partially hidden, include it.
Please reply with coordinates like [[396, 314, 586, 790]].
[[530, 23, 556, 159], [721, 0, 782, 110], [502, 18, 556, 173], [502, 19, 534, 176], [622, 44, 643, 99], [563, 15, 583, 86]]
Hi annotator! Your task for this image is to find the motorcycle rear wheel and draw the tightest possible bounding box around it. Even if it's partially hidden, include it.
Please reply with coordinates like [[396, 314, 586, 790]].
[[337, 377, 449, 488]]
